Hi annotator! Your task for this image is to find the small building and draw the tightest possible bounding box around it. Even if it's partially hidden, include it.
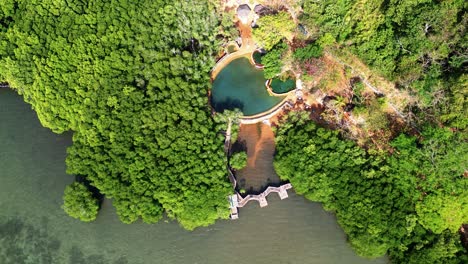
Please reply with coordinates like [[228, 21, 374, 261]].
[[229, 194, 239, 219], [229, 194, 239, 208], [253, 4, 264, 14], [253, 4, 276, 17], [237, 4, 251, 24]]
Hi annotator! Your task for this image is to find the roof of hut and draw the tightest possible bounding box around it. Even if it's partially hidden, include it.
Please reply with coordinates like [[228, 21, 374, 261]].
[[253, 4, 264, 13], [237, 4, 251, 19]]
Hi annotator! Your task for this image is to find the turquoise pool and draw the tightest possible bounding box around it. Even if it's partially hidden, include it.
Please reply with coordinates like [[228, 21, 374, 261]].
[[211, 57, 285, 116]]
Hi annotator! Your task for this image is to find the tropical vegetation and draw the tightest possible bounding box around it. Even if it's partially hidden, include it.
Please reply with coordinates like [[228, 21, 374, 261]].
[[62, 182, 99, 222], [0, 0, 232, 230], [273, 112, 467, 263], [0, 1, 466, 262]]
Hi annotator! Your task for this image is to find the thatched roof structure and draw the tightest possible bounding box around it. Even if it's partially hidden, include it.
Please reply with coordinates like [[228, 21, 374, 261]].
[[237, 4, 251, 20], [253, 4, 277, 16], [253, 4, 264, 13]]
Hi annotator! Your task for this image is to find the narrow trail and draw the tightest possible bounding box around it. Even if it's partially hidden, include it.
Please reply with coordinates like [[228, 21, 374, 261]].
[[224, 118, 232, 153]]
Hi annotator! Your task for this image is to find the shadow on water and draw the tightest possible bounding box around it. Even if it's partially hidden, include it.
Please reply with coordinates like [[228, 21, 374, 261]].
[[69, 246, 128, 264], [210, 96, 245, 113], [0, 217, 60, 264], [0, 217, 130, 264]]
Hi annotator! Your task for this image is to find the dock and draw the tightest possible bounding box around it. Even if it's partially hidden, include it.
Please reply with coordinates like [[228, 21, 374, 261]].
[[229, 183, 292, 219]]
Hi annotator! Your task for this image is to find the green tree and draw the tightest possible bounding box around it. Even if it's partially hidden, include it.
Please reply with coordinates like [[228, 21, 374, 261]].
[[293, 43, 323, 61], [262, 42, 287, 79], [252, 11, 296, 50], [214, 108, 243, 144], [274, 111, 467, 260], [230, 151, 247, 170], [62, 182, 99, 222], [0, 0, 232, 230]]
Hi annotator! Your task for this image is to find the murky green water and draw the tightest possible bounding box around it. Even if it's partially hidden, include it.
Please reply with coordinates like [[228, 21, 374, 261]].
[[211, 57, 285, 116], [0, 88, 388, 264]]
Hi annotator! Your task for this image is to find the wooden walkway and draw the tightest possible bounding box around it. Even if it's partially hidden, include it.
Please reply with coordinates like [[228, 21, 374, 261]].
[[229, 183, 292, 219]]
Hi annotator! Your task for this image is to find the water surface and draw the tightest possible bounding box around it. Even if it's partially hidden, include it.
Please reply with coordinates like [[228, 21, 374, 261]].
[[235, 123, 281, 192], [0, 88, 388, 264], [211, 57, 285, 116]]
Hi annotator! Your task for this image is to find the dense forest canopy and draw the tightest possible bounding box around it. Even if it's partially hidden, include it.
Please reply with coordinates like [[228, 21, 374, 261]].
[[0, 0, 232, 229], [274, 112, 467, 263], [252, 0, 467, 262], [0, 0, 467, 262], [300, 0, 467, 128]]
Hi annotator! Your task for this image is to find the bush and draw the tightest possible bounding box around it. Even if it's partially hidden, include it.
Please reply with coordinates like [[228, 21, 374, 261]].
[[293, 43, 323, 61], [230, 151, 248, 170], [262, 42, 288, 79], [62, 182, 99, 222]]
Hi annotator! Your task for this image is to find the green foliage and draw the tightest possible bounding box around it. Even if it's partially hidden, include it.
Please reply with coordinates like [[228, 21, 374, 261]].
[[262, 42, 288, 79], [213, 108, 243, 143], [274, 111, 468, 261], [253, 11, 296, 50], [410, 127, 468, 234], [0, 0, 231, 230], [389, 230, 468, 264], [230, 151, 247, 170], [219, 10, 239, 41], [301, 0, 467, 126], [293, 43, 323, 61], [62, 182, 99, 222], [438, 74, 468, 130]]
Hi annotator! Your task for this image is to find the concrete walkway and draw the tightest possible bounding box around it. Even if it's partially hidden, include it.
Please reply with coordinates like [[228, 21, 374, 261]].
[[238, 183, 293, 208]]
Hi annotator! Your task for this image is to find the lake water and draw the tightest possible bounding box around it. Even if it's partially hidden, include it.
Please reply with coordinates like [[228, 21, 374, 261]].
[[0, 88, 388, 264], [211, 57, 285, 116]]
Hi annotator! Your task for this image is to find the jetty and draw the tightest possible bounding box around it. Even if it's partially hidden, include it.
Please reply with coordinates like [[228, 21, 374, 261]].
[[229, 183, 292, 219]]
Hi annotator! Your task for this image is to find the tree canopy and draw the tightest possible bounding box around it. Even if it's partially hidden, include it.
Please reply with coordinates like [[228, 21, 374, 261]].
[[0, 0, 232, 229], [252, 11, 296, 51], [62, 182, 99, 222], [274, 111, 468, 262], [0, 2, 466, 262], [300, 0, 467, 128], [229, 151, 247, 171]]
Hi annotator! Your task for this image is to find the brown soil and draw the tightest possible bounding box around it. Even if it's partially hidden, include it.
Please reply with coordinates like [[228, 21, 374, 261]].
[[236, 21, 255, 48]]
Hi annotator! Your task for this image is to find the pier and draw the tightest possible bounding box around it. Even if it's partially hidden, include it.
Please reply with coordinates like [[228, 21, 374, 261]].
[[229, 183, 292, 219]]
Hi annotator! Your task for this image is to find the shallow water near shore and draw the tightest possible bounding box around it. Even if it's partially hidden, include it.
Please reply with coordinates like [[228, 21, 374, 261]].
[[0, 88, 388, 264]]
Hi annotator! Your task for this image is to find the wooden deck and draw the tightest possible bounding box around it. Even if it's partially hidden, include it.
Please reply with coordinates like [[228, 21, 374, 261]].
[[229, 183, 292, 219]]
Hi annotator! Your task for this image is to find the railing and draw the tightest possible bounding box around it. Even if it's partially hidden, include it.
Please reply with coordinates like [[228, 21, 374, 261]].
[[236, 183, 293, 208], [239, 99, 293, 124]]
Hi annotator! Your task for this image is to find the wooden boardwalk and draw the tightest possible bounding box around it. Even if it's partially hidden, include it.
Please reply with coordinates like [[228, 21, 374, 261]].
[[229, 183, 292, 219]]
